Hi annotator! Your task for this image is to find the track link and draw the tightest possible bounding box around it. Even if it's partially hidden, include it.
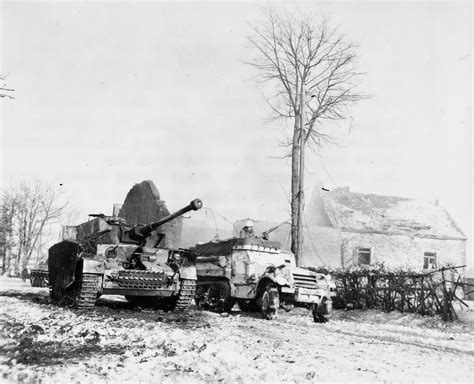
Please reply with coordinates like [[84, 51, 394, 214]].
[[174, 279, 196, 310], [76, 273, 100, 308]]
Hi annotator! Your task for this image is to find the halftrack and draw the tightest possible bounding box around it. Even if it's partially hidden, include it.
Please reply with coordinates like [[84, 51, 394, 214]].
[[194, 237, 336, 322]]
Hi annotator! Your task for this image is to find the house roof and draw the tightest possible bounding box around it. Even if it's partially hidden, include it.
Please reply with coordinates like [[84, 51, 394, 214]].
[[321, 187, 466, 240]]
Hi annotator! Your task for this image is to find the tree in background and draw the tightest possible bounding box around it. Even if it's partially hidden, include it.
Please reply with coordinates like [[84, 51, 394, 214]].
[[247, 9, 367, 265], [0, 193, 18, 275], [0, 181, 69, 275], [0, 75, 14, 99]]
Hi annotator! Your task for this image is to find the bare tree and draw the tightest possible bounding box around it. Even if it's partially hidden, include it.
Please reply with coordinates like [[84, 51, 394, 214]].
[[0, 191, 19, 275], [248, 9, 367, 265], [0, 181, 69, 275], [0, 75, 14, 99]]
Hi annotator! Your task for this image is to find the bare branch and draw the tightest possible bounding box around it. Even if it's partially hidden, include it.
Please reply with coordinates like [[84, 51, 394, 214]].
[[1, 180, 70, 275], [0, 75, 15, 99], [246, 9, 368, 263]]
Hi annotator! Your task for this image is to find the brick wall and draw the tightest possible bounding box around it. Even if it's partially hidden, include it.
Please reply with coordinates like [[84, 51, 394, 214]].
[[341, 231, 466, 270]]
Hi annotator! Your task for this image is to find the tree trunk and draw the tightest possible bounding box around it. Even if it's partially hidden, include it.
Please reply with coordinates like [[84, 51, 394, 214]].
[[296, 128, 305, 266], [290, 117, 300, 256], [15, 239, 23, 276], [295, 85, 306, 267]]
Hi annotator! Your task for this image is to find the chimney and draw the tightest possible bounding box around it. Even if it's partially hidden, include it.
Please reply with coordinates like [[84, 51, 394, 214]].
[[113, 203, 123, 217]]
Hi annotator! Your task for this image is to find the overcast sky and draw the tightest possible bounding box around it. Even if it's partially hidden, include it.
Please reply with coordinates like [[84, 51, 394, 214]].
[[1, 1, 472, 259]]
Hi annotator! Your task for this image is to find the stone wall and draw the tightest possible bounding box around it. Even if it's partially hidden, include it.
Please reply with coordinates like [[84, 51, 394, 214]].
[[341, 231, 466, 270]]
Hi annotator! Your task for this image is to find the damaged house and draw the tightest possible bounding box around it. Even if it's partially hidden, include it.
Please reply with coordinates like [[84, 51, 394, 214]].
[[234, 187, 467, 271], [307, 187, 467, 270]]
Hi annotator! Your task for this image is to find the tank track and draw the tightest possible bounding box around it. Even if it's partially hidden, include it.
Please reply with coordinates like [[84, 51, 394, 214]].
[[76, 273, 100, 309], [174, 279, 196, 310]]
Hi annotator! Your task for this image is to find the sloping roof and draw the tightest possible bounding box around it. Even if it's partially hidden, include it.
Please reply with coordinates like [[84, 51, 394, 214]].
[[321, 187, 466, 240]]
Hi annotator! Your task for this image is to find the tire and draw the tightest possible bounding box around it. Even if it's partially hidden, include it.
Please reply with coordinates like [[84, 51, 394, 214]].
[[313, 297, 333, 323], [259, 283, 279, 320]]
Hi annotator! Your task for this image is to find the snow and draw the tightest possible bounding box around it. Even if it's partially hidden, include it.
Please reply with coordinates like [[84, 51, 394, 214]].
[[0, 277, 473, 383]]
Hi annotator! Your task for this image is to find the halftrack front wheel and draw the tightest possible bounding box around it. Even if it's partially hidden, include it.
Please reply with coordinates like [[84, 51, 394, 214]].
[[259, 283, 279, 320]]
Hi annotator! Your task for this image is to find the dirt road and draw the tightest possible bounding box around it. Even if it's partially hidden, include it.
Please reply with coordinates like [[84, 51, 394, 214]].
[[1, 278, 473, 383]]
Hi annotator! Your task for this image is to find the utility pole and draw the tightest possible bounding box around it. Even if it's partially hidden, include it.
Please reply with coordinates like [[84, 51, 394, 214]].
[[295, 83, 306, 266]]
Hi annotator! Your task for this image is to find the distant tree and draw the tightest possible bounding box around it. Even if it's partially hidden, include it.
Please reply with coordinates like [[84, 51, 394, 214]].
[[0, 192, 18, 275], [247, 9, 367, 265], [0, 181, 69, 275], [0, 75, 14, 99]]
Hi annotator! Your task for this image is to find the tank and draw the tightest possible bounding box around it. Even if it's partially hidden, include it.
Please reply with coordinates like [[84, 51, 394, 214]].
[[48, 198, 203, 310], [29, 262, 49, 287]]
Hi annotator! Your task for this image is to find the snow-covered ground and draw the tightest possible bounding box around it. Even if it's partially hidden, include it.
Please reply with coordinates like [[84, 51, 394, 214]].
[[1, 277, 473, 383]]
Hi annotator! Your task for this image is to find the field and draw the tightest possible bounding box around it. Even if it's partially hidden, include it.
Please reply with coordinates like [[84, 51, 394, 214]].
[[1, 277, 473, 383]]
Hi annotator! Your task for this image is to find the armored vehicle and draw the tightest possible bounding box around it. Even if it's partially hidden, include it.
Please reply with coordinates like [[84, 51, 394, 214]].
[[30, 262, 49, 287], [48, 199, 203, 310], [194, 237, 335, 322]]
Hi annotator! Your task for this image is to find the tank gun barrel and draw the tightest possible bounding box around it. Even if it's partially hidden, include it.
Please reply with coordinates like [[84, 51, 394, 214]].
[[137, 198, 203, 237]]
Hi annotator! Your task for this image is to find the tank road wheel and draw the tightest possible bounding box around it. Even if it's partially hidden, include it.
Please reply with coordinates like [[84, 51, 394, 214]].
[[210, 282, 235, 313], [312, 297, 333, 323], [172, 279, 197, 311], [194, 284, 207, 309], [259, 283, 279, 320]]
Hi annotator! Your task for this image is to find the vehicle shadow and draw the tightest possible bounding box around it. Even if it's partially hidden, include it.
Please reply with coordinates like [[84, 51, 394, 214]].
[[0, 289, 50, 305]]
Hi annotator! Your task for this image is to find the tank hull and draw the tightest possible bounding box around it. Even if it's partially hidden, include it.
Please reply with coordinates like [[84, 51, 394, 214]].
[[47, 198, 202, 310]]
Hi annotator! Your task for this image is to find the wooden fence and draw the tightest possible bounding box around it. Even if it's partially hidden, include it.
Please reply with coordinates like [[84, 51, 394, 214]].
[[313, 265, 471, 321]]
